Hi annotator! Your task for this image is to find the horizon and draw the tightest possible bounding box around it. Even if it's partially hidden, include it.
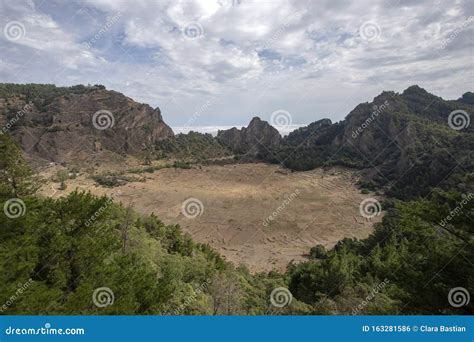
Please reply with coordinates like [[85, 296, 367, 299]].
[[1, 0, 473, 127]]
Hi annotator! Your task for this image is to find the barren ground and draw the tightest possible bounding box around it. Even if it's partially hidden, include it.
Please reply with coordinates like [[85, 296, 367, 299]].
[[40, 163, 382, 273]]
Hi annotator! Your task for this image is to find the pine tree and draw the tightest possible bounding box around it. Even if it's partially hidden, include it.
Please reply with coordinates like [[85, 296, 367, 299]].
[[0, 134, 40, 198]]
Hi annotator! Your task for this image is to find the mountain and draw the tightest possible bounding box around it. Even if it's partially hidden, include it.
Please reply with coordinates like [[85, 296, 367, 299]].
[[0, 84, 173, 165], [269, 85, 474, 199], [217, 117, 281, 159]]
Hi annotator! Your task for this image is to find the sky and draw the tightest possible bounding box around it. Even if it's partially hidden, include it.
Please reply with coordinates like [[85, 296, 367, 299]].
[[0, 0, 473, 131]]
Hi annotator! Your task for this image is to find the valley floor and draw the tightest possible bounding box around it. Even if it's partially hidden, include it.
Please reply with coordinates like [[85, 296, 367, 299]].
[[40, 163, 382, 273]]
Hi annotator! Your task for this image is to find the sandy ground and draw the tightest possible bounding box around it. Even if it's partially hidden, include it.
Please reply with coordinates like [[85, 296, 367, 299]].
[[40, 163, 382, 273]]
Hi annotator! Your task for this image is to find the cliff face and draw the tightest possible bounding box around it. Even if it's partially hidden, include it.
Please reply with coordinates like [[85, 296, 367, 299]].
[[217, 117, 281, 157], [0, 85, 173, 164]]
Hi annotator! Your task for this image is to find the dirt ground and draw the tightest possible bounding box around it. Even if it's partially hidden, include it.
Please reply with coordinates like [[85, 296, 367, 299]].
[[40, 163, 382, 273]]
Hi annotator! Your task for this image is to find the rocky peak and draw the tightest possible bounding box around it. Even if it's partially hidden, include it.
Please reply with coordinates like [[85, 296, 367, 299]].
[[402, 85, 430, 96], [458, 92, 474, 105], [0, 84, 174, 165], [217, 116, 281, 157], [308, 118, 332, 130]]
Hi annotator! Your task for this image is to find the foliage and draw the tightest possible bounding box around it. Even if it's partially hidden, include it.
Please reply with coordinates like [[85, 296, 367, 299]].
[[91, 174, 142, 188], [156, 132, 231, 161], [309, 245, 327, 259], [288, 192, 474, 315], [0, 134, 40, 197], [0, 83, 105, 111], [172, 160, 192, 169]]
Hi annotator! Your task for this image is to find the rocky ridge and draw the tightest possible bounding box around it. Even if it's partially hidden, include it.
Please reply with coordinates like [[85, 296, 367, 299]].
[[0, 84, 173, 165]]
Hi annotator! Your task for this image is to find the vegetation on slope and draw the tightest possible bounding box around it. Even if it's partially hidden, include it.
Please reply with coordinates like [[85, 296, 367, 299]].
[[268, 86, 474, 200], [155, 131, 232, 161], [1, 132, 472, 315], [0, 83, 105, 112]]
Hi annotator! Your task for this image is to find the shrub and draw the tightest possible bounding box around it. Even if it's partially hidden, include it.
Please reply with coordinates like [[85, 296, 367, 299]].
[[309, 245, 328, 259]]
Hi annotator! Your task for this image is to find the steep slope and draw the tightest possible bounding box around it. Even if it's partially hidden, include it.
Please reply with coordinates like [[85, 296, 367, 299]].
[[270, 86, 474, 199], [0, 84, 174, 165]]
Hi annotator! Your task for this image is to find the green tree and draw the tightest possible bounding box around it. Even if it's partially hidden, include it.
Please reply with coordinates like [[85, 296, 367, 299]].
[[0, 134, 40, 197]]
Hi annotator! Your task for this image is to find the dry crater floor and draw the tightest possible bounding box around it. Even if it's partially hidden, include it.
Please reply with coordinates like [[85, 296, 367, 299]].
[[40, 163, 382, 273]]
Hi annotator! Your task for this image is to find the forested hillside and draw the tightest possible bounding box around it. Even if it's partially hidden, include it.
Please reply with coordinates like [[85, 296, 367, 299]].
[[155, 131, 232, 161], [1, 130, 472, 315], [267, 86, 474, 200]]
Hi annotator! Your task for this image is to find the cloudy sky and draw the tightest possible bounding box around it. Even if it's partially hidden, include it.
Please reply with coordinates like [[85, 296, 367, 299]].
[[0, 0, 473, 129]]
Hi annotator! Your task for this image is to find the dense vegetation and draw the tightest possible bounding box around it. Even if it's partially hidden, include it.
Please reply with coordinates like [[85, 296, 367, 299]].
[[1, 132, 472, 315], [0, 134, 286, 314], [155, 131, 232, 161], [0, 83, 105, 112], [289, 192, 473, 314]]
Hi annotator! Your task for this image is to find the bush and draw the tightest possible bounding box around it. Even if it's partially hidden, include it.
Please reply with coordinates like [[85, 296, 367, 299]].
[[55, 170, 69, 182], [172, 160, 191, 169], [59, 181, 67, 190], [92, 174, 141, 187], [309, 245, 328, 259]]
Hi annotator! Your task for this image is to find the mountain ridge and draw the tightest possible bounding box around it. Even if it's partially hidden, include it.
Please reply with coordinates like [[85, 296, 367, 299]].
[[1, 83, 472, 200], [0, 83, 174, 165]]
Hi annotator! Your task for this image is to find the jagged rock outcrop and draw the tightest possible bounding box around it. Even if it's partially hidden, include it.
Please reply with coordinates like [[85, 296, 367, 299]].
[[458, 92, 474, 105], [217, 117, 281, 157], [0, 84, 173, 164]]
